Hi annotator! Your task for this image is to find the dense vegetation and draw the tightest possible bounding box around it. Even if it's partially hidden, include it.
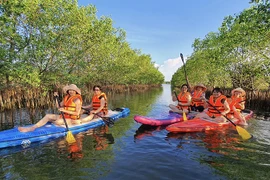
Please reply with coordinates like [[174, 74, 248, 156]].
[[0, 0, 164, 91], [171, 0, 270, 91]]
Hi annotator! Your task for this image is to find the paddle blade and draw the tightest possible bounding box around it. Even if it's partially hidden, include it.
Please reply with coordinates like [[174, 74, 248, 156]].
[[183, 111, 187, 121], [66, 131, 76, 144], [236, 126, 252, 140]]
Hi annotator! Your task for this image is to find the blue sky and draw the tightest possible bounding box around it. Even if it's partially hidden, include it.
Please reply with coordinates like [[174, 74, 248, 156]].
[[78, 0, 252, 81]]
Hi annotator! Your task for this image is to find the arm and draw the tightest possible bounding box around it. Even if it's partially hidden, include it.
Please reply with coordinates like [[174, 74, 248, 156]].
[[172, 93, 177, 102], [221, 100, 230, 116], [59, 98, 82, 116], [53, 92, 63, 108], [82, 103, 92, 109], [238, 101, 245, 110]]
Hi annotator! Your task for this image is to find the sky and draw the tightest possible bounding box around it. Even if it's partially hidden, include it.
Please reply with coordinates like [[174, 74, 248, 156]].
[[78, 0, 252, 81]]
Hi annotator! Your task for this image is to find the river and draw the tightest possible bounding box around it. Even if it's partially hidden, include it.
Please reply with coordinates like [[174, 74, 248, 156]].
[[0, 84, 269, 180]]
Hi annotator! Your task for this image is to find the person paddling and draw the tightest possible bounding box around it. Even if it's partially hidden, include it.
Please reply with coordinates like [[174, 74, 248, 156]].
[[229, 88, 247, 125], [191, 83, 207, 112], [81, 85, 108, 122], [195, 87, 230, 123], [169, 84, 192, 114], [18, 84, 83, 132]]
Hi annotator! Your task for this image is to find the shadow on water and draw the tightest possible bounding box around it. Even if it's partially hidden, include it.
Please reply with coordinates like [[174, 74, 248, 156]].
[[134, 124, 167, 141]]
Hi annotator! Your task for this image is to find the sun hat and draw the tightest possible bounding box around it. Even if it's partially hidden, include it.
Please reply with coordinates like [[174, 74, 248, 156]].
[[194, 83, 207, 91], [63, 84, 81, 95], [231, 87, 246, 96]]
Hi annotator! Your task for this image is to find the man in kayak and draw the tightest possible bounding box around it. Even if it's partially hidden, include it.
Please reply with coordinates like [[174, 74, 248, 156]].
[[195, 87, 230, 123], [18, 84, 83, 132], [190, 83, 207, 112], [81, 85, 108, 122], [169, 84, 192, 114]]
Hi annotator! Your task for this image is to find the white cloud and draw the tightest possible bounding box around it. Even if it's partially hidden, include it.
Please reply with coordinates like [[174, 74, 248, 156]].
[[156, 57, 185, 81]]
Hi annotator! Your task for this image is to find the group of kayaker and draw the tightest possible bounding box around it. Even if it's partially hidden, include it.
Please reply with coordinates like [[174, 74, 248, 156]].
[[169, 84, 247, 125], [18, 84, 108, 132]]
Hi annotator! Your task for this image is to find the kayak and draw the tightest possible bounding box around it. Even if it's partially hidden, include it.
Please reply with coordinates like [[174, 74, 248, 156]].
[[166, 109, 253, 133], [0, 107, 130, 149], [134, 111, 197, 126]]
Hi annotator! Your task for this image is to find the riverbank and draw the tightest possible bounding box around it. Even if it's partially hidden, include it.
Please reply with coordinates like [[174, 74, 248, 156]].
[[0, 84, 162, 111]]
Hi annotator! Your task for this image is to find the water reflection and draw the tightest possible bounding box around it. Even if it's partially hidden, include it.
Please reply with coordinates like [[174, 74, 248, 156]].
[[166, 128, 247, 154], [1, 84, 269, 180], [134, 124, 166, 141]]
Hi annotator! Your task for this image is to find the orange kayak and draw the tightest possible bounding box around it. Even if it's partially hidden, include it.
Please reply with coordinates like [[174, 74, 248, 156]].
[[166, 109, 253, 133]]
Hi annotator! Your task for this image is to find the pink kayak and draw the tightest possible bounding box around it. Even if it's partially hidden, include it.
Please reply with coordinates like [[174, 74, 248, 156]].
[[134, 112, 197, 126]]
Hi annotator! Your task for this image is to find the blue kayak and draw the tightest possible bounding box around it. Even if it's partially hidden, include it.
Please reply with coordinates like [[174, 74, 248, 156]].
[[0, 107, 130, 149]]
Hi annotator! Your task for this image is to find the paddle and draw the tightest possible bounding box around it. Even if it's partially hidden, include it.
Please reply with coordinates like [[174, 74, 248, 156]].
[[55, 96, 76, 144], [180, 53, 190, 90], [81, 107, 114, 127], [206, 101, 252, 140], [173, 91, 187, 121], [94, 113, 114, 128]]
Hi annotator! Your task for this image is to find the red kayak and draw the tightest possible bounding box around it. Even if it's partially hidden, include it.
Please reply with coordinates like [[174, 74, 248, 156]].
[[166, 110, 253, 133], [134, 112, 197, 126]]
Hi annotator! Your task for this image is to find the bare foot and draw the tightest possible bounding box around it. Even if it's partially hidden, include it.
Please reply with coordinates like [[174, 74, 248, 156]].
[[18, 126, 36, 132]]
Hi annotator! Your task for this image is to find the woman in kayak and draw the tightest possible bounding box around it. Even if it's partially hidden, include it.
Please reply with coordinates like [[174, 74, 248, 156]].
[[195, 87, 230, 123], [226, 88, 247, 125], [18, 84, 83, 132], [169, 84, 192, 114], [231, 88, 246, 112], [191, 83, 207, 112], [81, 85, 108, 122]]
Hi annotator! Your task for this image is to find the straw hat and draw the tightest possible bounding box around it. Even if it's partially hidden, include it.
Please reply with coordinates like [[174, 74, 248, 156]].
[[231, 87, 246, 96], [63, 84, 81, 95], [194, 83, 207, 91]]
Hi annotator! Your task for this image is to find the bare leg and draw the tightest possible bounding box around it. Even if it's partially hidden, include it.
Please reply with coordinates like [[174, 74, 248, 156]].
[[214, 116, 227, 123], [54, 118, 80, 126], [169, 104, 182, 113], [195, 112, 214, 121], [18, 114, 59, 132], [81, 114, 95, 123]]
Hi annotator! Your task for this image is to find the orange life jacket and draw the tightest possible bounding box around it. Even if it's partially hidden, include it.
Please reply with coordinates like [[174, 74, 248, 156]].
[[92, 92, 108, 115], [206, 95, 227, 118], [232, 96, 245, 111], [226, 97, 237, 119], [191, 90, 205, 107], [61, 94, 82, 120], [176, 92, 191, 110]]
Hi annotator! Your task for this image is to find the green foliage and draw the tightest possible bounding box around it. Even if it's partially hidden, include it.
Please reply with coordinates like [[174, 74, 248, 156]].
[[172, 2, 270, 90], [0, 0, 164, 90]]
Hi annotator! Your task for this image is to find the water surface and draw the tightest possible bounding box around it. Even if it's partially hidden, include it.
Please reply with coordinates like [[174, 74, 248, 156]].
[[0, 84, 269, 180]]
